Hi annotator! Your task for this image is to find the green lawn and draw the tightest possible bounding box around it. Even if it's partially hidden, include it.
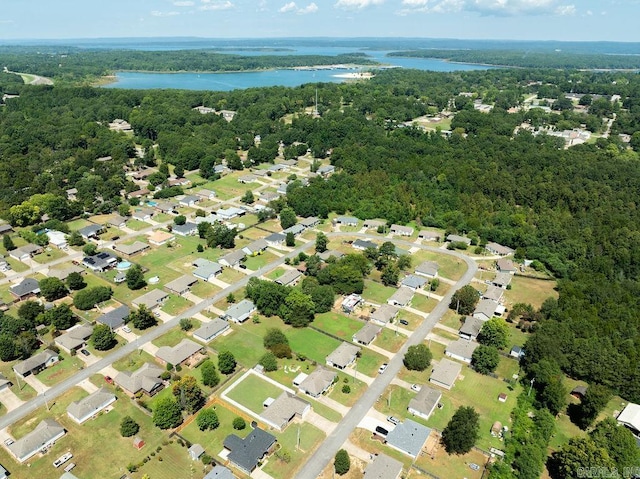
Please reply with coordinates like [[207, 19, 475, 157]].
[[397, 309, 425, 329], [152, 327, 189, 348], [126, 219, 151, 231], [328, 372, 367, 407], [210, 174, 253, 200], [218, 268, 246, 285], [161, 295, 193, 316], [410, 293, 438, 313], [32, 247, 68, 264], [288, 328, 341, 364], [262, 423, 325, 479], [226, 374, 287, 414], [357, 349, 387, 377], [411, 250, 467, 281], [37, 353, 86, 387], [243, 250, 279, 271], [313, 312, 364, 340], [373, 327, 407, 353], [373, 384, 415, 419], [361, 280, 396, 304], [503, 275, 558, 310], [113, 350, 157, 372]]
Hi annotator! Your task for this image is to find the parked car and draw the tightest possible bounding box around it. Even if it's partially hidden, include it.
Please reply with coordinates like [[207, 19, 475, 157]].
[[239, 263, 247, 269], [378, 363, 388, 374], [80, 349, 90, 356], [4, 438, 13, 446], [399, 319, 409, 326], [104, 376, 113, 384], [122, 325, 131, 333], [387, 416, 401, 425], [411, 384, 421, 392], [469, 463, 480, 471]]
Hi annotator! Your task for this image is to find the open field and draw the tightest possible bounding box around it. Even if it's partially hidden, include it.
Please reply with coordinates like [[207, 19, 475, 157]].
[[313, 311, 364, 340], [503, 275, 558, 309]]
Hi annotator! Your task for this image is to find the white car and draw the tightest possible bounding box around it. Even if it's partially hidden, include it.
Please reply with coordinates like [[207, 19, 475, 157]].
[[122, 326, 131, 334], [378, 363, 388, 374], [411, 384, 421, 392]]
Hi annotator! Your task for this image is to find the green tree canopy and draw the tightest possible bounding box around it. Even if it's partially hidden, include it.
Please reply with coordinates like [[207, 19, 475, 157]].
[[91, 324, 116, 351], [125, 264, 146, 290], [403, 344, 433, 371], [477, 318, 509, 350], [196, 409, 219, 431], [152, 396, 183, 429], [120, 416, 140, 437], [218, 350, 236, 375], [127, 305, 157, 330], [334, 449, 350, 475], [441, 406, 480, 454], [471, 345, 500, 375], [200, 360, 220, 387], [449, 285, 479, 316], [172, 375, 205, 414], [39, 277, 68, 302]]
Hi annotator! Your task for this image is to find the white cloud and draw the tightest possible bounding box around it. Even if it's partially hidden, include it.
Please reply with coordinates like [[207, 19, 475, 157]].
[[398, 0, 577, 16], [151, 10, 180, 16], [335, 0, 384, 10], [199, 0, 234, 10], [173, 1, 195, 6], [279, 2, 318, 13]]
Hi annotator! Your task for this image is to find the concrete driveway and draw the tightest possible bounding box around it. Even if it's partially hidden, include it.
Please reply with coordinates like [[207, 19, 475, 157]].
[[0, 388, 24, 412]]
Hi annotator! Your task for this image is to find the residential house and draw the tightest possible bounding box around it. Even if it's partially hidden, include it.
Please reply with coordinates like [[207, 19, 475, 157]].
[[265, 232, 285, 247], [13, 349, 59, 378], [446, 234, 471, 245], [353, 323, 382, 346], [259, 191, 280, 203], [363, 454, 403, 479], [276, 183, 289, 195], [616, 403, 640, 438], [65, 188, 78, 201], [482, 285, 504, 303], [408, 386, 442, 421], [473, 299, 499, 321], [203, 465, 235, 479], [7, 419, 65, 463], [46, 230, 68, 249], [164, 275, 198, 296], [298, 367, 337, 398], [154, 201, 177, 214], [106, 215, 127, 228], [242, 239, 268, 256], [67, 388, 116, 424], [268, 164, 287, 172], [97, 305, 130, 330], [179, 195, 199, 207], [214, 164, 230, 175], [318, 250, 345, 262], [385, 419, 431, 458], [131, 208, 154, 222], [300, 216, 320, 229], [155, 339, 203, 367], [415, 261, 439, 278], [113, 241, 149, 257], [445, 339, 479, 364], [9, 278, 41, 300], [193, 259, 223, 282], [486, 242, 515, 256], [387, 287, 414, 307], [129, 189, 151, 200], [317, 165, 335, 176], [0, 223, 11, 234], [363, 220, 385, 230], [370, 304, 399, 326], [48, 264, 85, 281], [238, 174, 257, 184], [259, 392, 310, 432], [390, 224, 414, 237], [341, 293, 362, 313], [252, 170, 268, 179], [131, 168, 155, 181], [326, 342, 361, 370], [217, 207, 245, 220], [492, 272, 513, 289], [114, 363, 165, 397], [352, 239, 377, 251], [334, 216, 359, 227], [275, 269, 303, 287], [223, 427, 276, 475], [82, 251, 118, 272], [196, 189, 216, 200], [496, 258, 517, 274], [418, 230, 441, 242], [0, 374, 12, 392], [282, 224, 305, 236], [459, 316, 484, 341], [132, 289, 168, 311], [172, 222, 197, 237], [401, 274, 427, 291], [223, 299, 256, 323], [195, 213, 219, 225], [193, 318, 230, 343], [9, 244, 42, 262], [429, 358, 462, 390], [147, 230, 174, 246], [219, 250, 246, 268], [55, 325, 94, 354], [78, 225, 104, 240]]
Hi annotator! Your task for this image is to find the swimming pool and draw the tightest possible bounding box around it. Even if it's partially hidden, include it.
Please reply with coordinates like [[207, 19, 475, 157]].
[[116, 261, 132, 271]]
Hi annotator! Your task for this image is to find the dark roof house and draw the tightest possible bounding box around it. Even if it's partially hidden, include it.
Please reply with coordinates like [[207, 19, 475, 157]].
[[224, 427, 276, 474]]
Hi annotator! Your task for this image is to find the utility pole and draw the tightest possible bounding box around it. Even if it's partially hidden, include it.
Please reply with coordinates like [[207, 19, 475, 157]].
[[528, 378, 535, 397], [43, 391, 50, 411]]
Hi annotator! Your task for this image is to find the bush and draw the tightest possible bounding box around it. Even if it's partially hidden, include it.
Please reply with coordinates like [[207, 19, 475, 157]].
[[120, 416, 140, 437], [201, 454, 212, 465], [196, 409, 220, 431], [233, 417, 246, 430], [342, 385, 351, 394], [334, 449, 350, 475], [179, 318, 193, 331]]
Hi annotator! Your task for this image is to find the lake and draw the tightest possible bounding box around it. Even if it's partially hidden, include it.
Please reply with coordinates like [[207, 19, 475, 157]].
[[102, 46, 492, 91]]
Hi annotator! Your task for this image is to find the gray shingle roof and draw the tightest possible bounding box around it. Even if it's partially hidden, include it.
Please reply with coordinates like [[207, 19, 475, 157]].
[[259, 391, 310, 430], [401, 275, 427, 289], [408, 386, 442, 419], [114, 363, 164, 395], [55, 325, 94, 351], [155, 339, 202, 366], [8, 419, 65, 462], [164, 275, 198, 295], [66, 387, 116, 423], [385, 419, 431, 458], [193, 260, 223, 280], [370, 304, 399, 324], [172, 222, 197, 235], [224, 427, 276, 473], [193, 318, 230, 343], [13, 349, 58, 376], [415, 261, 439, 277], [459, 316, 484, 339], [224, 299, 256, 323], [220, 249, 246, 266], [473, 299, 498, 319], [97, 305, 130, 329], [299, 367, 336, 397], [445, 339, 479, 362], [132, 289, 168, 309], [10, 278, 40, 298], [388, 287, 414, 306], [326, 342, 361, 369], [429, 359, 462, 389], [203, 465, 235, 479], [275, 269, 302, 286], [364, 453, 404, 479], [353, 323, 382, 345]]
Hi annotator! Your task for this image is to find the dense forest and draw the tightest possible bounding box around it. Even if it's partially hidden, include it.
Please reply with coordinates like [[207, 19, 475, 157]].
[[1, 65, 640, 417], [389, 49, 640, 70]]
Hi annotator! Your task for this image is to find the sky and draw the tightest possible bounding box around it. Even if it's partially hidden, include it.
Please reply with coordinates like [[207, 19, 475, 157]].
[[0, 0, 639, 42]]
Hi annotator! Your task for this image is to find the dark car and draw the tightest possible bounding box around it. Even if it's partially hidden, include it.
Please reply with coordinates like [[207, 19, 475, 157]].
[[80, 349, 90, 356], [399, 319, 409, 326], [239, 263, 247, 269]]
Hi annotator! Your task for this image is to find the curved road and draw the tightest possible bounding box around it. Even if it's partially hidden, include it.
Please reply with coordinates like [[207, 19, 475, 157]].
[[0, 231, 477, 478]]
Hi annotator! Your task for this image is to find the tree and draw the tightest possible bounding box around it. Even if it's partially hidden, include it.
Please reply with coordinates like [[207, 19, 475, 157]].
[[196, 409, 220, 431], [66, 272, 86, 291], [226, 292, 236, 303], [127, 305, 157, 330], [118, 203, 131, 217], [334, 449, 350, 475], [590, 418, 640, 471], [46, 303, 77, 331], [285, 232, 295, 247], [550, 437, 615, 479], [39, 277, 68, 301], [403, 344, 432, 371], [18, 301, 44, 323], [280, 207, 297, 230], [174, 163, 185, 178], [477, 318, 509, 350], [264, 328, 289, 350], [83, 243, 97, 256], [283, 289, 315, 327], [380, 262, 400, 286], [152, 396, 183, 429], [125, 264, 146, 290], [173, 215, 186, 226], [73, 286, 112, 310], [259, 352, 278, 371], [218, 350, 236, 374], [539, 376, 567, 416], [206, 223, 237, 249], [441, 406, 480, 454], [67, 231, 85, 247], [240, 190, 255, 204], [576, 385, 612, 429], [315, 232, 328, 253], [120, 416, 140, 437], [172, 375, 205, 413], [2, 235, 15, 251], [449, 285, 479, 315], [179, 318, 193, 331], [471, 345, 500, 374], [200, 360, 220, 387], [91, 324, 116, 351], [232, 417, 246, 430], [0, 335, 17, 361]]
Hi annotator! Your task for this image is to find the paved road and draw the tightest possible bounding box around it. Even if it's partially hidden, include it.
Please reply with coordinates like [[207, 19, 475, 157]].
[[294, 235, 477, 479]]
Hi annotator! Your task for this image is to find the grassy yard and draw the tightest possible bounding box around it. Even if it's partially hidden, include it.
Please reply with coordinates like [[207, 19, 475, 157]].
[[161, 295, 193, 316], [397, 309, 425, 329], [373, 384, 415, 419], [152, 327, 189, 348], [262, 423, 325, 479], [503, 276, 558, 309], [313, 312, 364, 340], [411, 250, 467, 281], [113, 349, 157, 372], [218, 268, 247, 285], [211, 316, 285, 367], [357, 349, 387, 377], [439, 309, 463, 330], [226, 373, 287, 414], [288, 328, 341, 364], [361, 280, 396, 304], [414, 446, 487, 479], [126, 219, 152, 231], [372, 327, 406, 353], [328, 372, 367, 407], [32, 247, 68, 264], [210, 174, 253, 200], [409, 294, 437, 313], [37, 353, 86, 387], [243, 251, 279, 271]]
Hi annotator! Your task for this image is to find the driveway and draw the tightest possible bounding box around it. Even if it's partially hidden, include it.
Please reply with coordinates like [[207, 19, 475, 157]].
[[23, 375, 49, 394], [0, 388, 25, 412]]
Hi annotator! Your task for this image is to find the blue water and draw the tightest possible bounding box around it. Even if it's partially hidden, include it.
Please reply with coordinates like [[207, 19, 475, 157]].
[[102, 46, 492, 91]]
